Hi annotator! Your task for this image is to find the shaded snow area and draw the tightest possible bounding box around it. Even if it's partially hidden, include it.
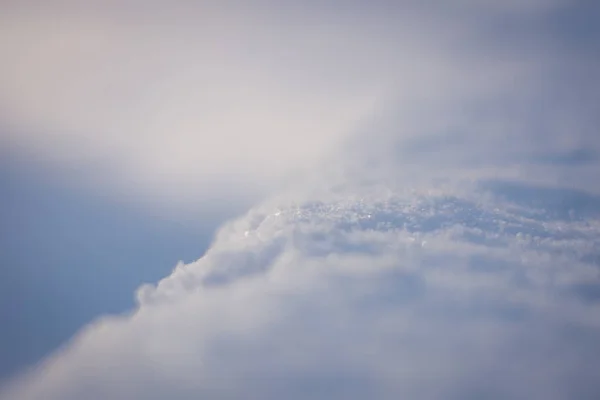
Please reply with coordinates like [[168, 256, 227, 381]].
[[3, 170, 600, 400]]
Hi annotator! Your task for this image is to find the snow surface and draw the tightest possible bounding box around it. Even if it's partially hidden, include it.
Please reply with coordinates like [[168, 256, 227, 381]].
[[3, 169, 600, 400]]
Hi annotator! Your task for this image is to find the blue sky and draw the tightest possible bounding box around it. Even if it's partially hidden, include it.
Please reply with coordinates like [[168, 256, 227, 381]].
[[1, 1, 600, 399]]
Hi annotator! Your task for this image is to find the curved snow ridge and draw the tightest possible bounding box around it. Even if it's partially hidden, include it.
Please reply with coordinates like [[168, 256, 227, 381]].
[[139, 180, 600, 319]]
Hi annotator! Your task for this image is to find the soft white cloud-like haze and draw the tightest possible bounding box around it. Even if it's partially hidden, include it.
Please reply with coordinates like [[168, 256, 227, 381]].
[[1, 1, 386, 207], [3, 0, 591, 210], [2, 0, 600, 399]]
